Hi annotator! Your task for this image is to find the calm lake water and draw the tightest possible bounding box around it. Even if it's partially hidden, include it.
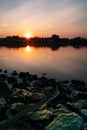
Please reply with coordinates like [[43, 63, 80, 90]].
[[0, 46, 87, 82]]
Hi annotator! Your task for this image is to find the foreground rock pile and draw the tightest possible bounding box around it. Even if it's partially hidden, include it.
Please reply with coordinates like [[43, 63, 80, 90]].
[[0, 70, 87, 130]]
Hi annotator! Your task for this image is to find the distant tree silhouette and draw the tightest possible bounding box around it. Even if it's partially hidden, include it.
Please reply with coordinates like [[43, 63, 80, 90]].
[[0, 34, 87, 49], [51, 34, 60, 39]]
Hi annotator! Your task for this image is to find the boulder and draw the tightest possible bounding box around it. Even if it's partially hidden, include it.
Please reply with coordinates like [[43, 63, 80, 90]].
[[45, 112, 83, 130]]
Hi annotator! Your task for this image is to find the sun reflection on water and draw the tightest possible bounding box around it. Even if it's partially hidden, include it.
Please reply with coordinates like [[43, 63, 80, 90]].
[[25, 45, 31, 52]]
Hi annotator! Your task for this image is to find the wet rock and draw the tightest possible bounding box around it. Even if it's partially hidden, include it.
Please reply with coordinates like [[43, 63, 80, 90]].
[[18, 72, 29, 80], [30, 80, 41, 88], [4, 70, 7, 73], [57, 82, 71, 93], [0, 74, 7, 81], [0, 98, 7, 111], [0, 69, 2, 73], [0, 69, 87, 130], [11, 88, 21, 97], [19, 72, 26, 79], [5, 109, 13, 118], [82, 122, 87, 130], [0, 81, 12, 98], [28, 109, 53, 121], [80, 109, 87, 119], [42, 73, 46, 76], [39, 76, 48, 87], [55, 104, 70, 114], [63, 80, 86, 92], [47, 92, 67, 108], [31, 75, 38, 80], [20, 89, 32, 103], [45, 112, 83, 130], [63, 93, 76, 102], [21, 89, 32, 97], [5, 120, 33, 130], [9, 88, 22, 103], [31, 92, 46, 102], [69, 100, 87, 110], [9, 96, 22, 103], [65, 83, 78, 92], [0, 98, 7, 123], [71, 79, 86, 86], [7, 77, 17, 87], [61, 80, 69, 84], [12, 71, 18, 76], [17, 82, 27, 89], [71, 91, 87, 100], [66, 101, 87, 120], [26, 86, 34, 91], [48, 78, 56, 86], [10, 102, 25, 112], [44, 86, 54, 91]]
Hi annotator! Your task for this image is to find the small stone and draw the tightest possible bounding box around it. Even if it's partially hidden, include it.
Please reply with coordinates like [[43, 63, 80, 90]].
[[12, 71, 18, 76], [4, 70, 7, 73]]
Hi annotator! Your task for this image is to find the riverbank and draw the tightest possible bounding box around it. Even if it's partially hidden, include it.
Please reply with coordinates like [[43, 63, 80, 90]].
[[0, 70, 87, 130]]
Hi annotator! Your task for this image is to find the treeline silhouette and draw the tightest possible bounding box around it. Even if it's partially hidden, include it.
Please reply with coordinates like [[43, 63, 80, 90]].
[[0, 36, 27, 48], [0, 34, 87, 50]]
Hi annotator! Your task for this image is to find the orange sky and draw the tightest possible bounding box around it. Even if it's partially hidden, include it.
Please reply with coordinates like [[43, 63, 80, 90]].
[[0, 0, 87, 38]]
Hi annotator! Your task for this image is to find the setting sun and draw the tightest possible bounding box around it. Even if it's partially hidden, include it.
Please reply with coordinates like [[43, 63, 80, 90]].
[[25, 33, 31, 38]]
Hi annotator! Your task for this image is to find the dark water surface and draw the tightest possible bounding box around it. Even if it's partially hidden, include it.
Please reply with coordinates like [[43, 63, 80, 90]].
[[0, 46, 87, 82]]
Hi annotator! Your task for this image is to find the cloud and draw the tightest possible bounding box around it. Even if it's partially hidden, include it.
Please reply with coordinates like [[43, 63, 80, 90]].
[[0, 23, 16, 27]]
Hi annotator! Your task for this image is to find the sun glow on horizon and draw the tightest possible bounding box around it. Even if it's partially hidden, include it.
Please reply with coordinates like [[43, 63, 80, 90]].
[[25, 33, 32, 38]]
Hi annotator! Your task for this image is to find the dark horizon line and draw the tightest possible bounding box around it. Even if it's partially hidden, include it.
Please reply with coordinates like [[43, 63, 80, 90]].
[[0, 34, 87, 39], [0, 34, 87, 51]]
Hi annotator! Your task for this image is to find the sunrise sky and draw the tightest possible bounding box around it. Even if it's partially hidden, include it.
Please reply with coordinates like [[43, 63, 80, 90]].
[[0, 0, 87, 38]]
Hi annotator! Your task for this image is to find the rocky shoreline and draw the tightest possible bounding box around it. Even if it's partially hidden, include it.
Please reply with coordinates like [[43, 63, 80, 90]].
[[0, 69, 87, 130]]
